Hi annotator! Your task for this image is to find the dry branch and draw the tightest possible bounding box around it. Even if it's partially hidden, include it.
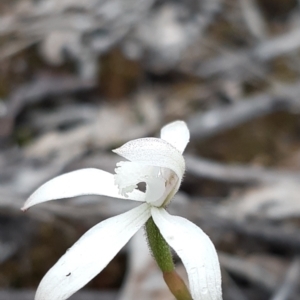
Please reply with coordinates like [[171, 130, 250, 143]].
[[186, 154, 300, 184], [219, 252, 279, 292], [194, 27, 300, 78], [187, 81, 300, 140], [271, 257, 300, 300]]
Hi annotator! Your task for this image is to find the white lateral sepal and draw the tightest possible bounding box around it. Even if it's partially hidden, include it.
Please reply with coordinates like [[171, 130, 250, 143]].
[[22, 168, 145, 210], [151, 207, 222, 300], [35, 203, 151, 300]]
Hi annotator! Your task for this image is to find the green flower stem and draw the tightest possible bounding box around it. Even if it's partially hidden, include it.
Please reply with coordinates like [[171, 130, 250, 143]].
[[145, 217, 174, 272], [145, 217, 193, 300], [163, 270, 193, 300]]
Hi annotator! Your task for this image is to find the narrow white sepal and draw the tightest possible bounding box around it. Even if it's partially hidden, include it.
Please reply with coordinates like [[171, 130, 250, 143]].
[[22, 168, 145, 210], [151, 207, 222, 300], [160, 121, 190, 153], [113, 138, 185, 183], [35, 203, 151, 300]]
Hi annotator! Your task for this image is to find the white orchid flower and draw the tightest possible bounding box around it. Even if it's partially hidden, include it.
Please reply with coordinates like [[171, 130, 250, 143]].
[[22, 121, 222, 300]]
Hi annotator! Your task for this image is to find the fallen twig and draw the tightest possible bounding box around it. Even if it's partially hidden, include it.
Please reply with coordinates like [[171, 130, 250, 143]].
[[185, 154, 300, 184], [219, 252, 279, 292], [270, 257, 300, 300], [194, 27, 300, 78], [187, 81, 300, 140]]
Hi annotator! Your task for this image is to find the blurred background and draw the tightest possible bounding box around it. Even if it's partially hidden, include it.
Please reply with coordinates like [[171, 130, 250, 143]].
[[1, 0, 300, 299]]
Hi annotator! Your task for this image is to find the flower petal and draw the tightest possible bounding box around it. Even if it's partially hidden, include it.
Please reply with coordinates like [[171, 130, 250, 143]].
[[151, 208, 222, 300], [35, 203, 151, 300], [113, 138, 185, 183], [160, 121, 190, 153], [22, 168, 145, 210]]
